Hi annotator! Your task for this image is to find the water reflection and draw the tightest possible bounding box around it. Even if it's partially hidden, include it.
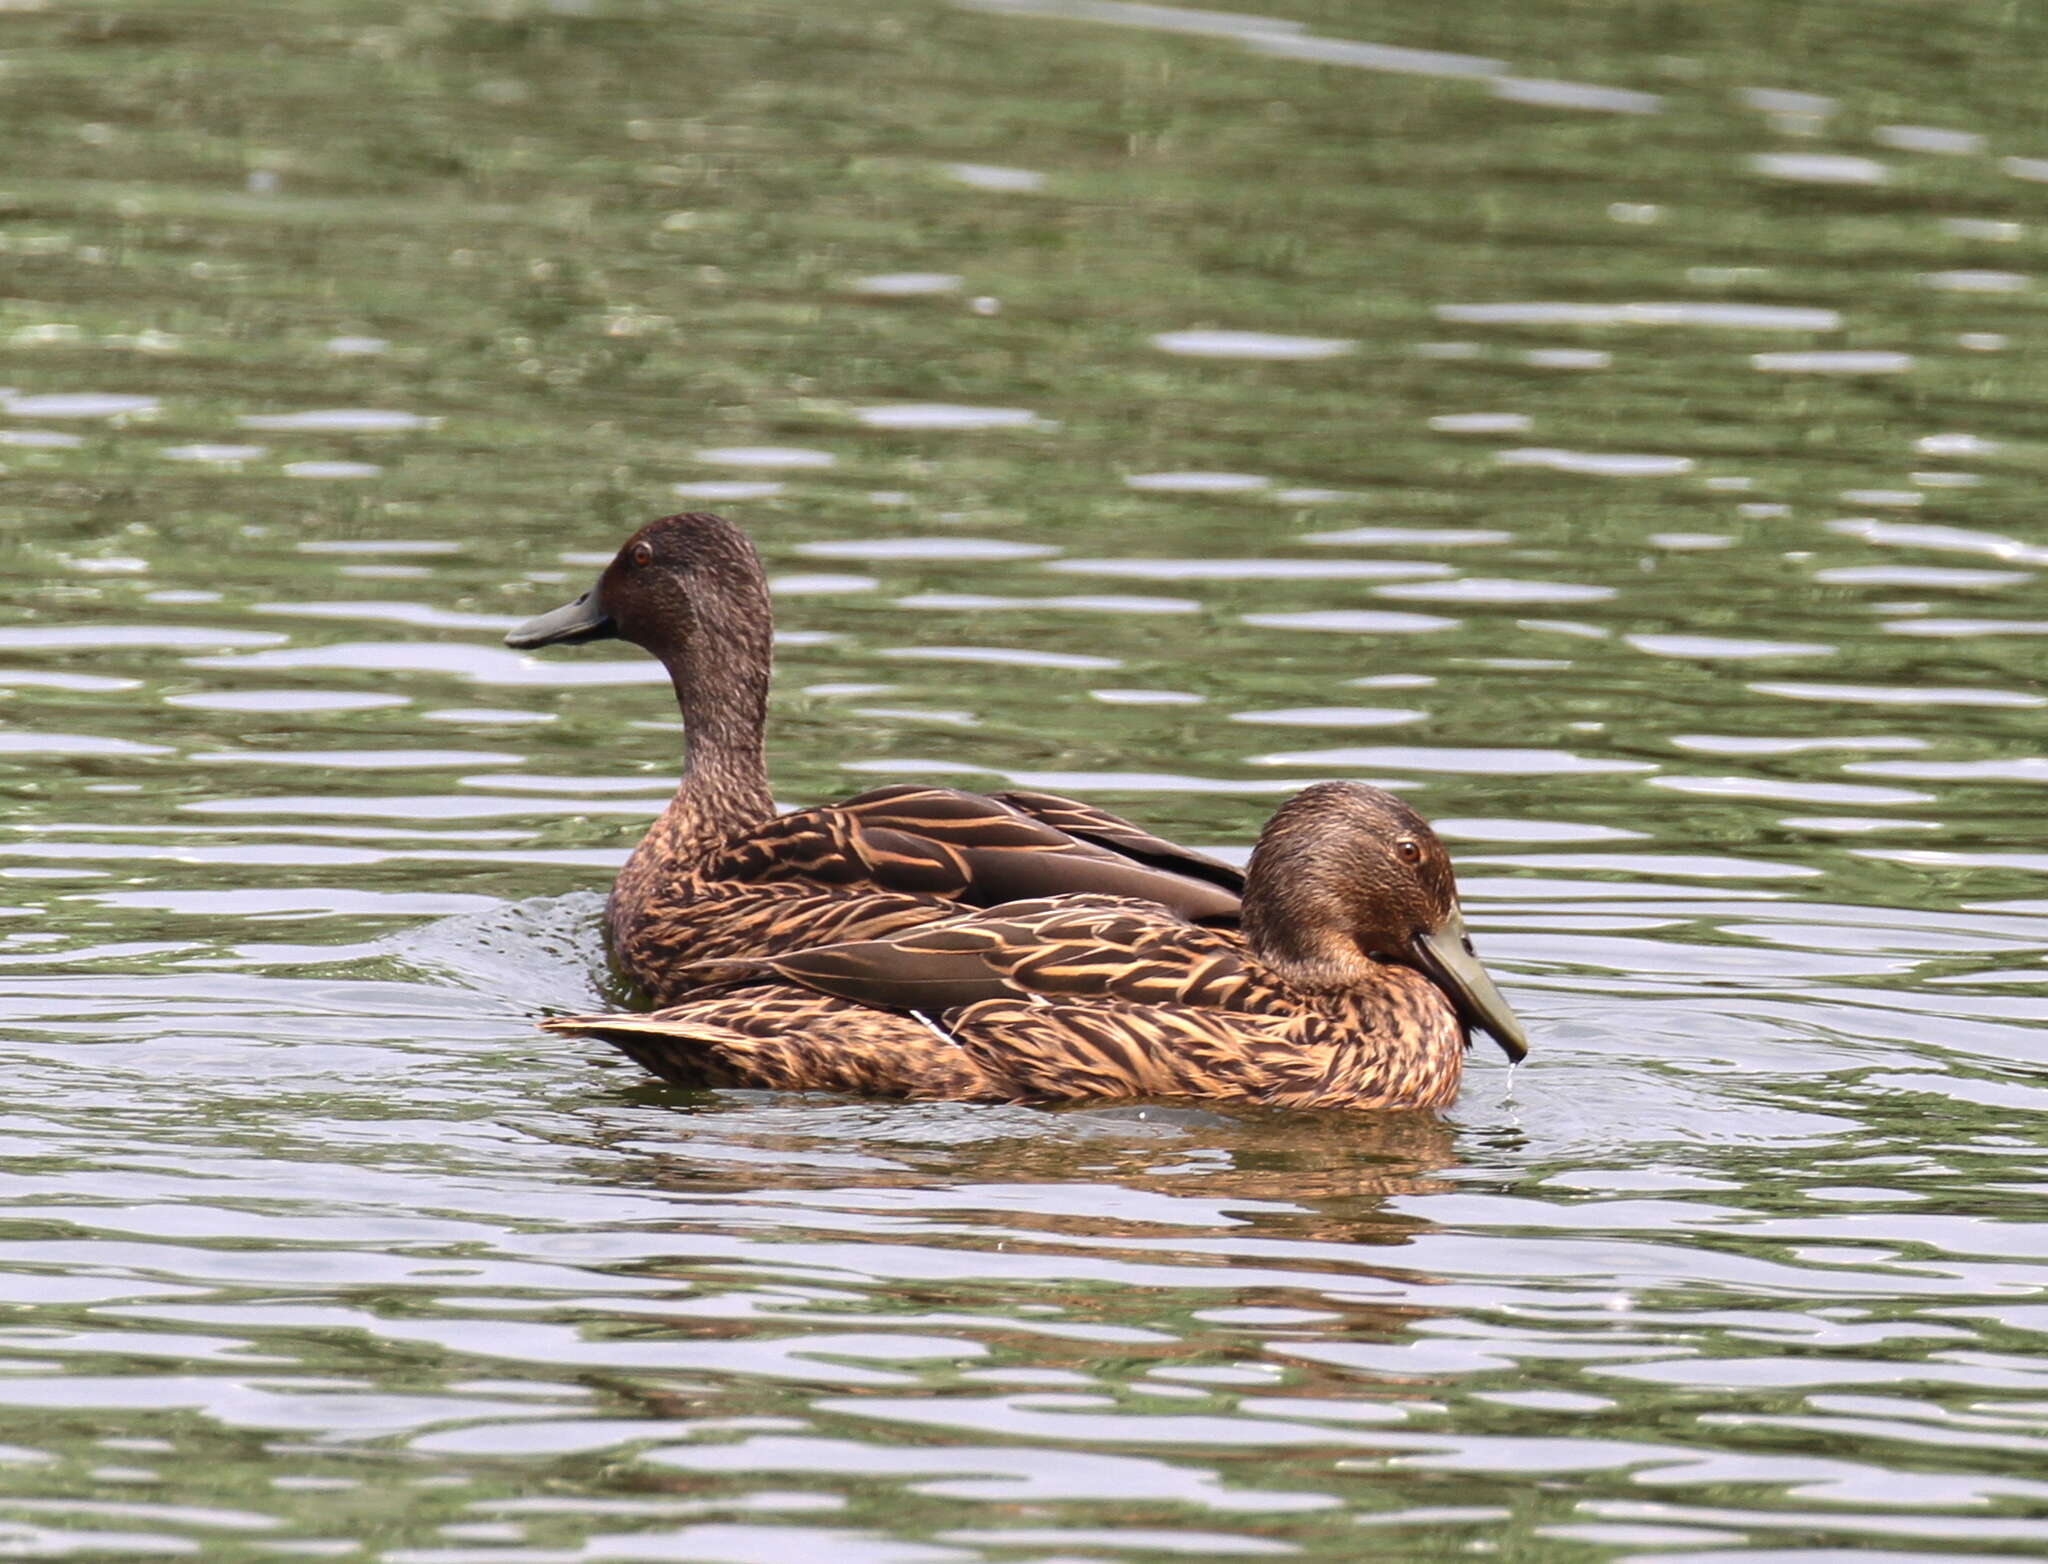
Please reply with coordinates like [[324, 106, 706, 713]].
[[1151, 330, 1356, 358], [1436, 301, 1841, 329]]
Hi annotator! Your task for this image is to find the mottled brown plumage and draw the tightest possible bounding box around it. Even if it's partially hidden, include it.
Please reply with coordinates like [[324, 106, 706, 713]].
[[505, 513, 1244, 1001], [543, 783, 1531, 1110]]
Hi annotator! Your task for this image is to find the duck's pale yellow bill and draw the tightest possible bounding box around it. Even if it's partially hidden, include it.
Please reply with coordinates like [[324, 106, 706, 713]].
[[505, 589, 615, 650], [1410, 906, 1530, 1063]]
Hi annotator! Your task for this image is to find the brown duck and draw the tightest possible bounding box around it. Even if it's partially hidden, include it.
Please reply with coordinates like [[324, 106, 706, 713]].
[[543, 782, 1531, 1110], [505, 512, 1245, 1001]]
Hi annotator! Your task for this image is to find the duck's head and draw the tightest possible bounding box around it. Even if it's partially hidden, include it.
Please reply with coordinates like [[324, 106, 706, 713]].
[[504, 512, 768, 660], [1243, 781, 1529, 1062]]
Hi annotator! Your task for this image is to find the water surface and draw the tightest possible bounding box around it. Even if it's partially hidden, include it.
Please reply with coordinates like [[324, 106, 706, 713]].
[[6, 0, 2048, 1559]]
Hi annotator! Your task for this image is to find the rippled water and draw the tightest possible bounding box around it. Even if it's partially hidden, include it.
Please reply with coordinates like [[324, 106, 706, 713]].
[[8, 0, 2048, 1558]]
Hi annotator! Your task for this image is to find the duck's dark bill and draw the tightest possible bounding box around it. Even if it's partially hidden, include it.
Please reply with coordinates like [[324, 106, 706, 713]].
[[1410, 912, 1530, 1063], [505, 590, 615, 650]]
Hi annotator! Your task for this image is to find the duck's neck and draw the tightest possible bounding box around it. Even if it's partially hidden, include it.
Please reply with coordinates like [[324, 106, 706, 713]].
[[671, 649, 774, 840], [619, 589, 776, 902], [1240, 854, 1391, 995], [1243, 896, 1373, 995]]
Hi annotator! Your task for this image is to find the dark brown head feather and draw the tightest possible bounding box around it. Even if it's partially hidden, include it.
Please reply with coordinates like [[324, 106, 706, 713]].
[[1240, 781, 1456, 989]]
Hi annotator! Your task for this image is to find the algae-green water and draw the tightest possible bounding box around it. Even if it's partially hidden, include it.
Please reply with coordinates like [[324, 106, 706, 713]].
[[5, 1, 2048, 1558]]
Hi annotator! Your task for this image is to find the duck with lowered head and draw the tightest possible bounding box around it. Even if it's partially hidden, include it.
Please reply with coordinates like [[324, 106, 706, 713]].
[[543, 781, 1530, 1110]]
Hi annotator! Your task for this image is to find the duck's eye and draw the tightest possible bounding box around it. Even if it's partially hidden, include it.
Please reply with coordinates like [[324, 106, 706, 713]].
[[1396, 838, 1422, 866], [629, 540, 655, 569]]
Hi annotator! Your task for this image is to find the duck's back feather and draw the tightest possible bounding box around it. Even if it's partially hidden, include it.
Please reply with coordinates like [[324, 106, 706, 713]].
[[611, 880, 950, 986], [694, 785, 1243, 922], [610, 785, 1247, 1004], [989, 789, 1245, 899], [715, 895, 1273, 1016]]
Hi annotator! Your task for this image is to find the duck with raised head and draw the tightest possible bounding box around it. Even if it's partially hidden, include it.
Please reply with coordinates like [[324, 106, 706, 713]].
[[504, 512, 1245, 1001], [542, 782, 1531, 1110]]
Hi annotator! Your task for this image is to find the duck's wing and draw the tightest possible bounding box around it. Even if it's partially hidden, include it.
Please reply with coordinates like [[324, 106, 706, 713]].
[[989, 788, 1245, 898], [719, 896, 1274, 1016], [696, 785, 1242, 924], [612, 880, 953, 992], [952, 998, 1460, 1111], [541, 986, 1012, 1101]]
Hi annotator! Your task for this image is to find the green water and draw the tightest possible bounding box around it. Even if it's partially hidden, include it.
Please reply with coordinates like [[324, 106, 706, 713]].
[[5, 0, 2048, 1559]]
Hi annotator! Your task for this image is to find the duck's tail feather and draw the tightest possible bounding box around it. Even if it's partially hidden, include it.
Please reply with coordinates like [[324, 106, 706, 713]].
[[541, 1011, 760, 1090]]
